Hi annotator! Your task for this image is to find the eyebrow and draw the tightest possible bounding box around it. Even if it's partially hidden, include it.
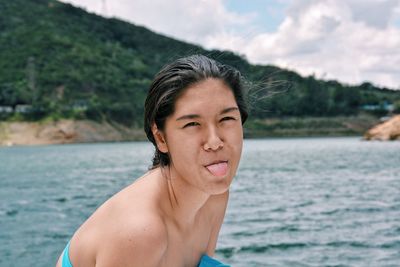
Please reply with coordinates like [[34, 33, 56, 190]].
[[176, 107, 239, 121]]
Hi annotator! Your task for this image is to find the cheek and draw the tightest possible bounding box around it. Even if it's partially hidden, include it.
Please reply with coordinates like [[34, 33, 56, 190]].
[[226, 125, 244, 154], [167, 134, 199, 166], [233, 139, 243, 163]]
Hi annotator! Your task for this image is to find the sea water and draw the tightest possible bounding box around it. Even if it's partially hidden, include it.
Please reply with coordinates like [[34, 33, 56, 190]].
[[1, 137, 399, 267]]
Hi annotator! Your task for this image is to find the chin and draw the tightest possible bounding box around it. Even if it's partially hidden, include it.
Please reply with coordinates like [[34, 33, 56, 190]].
[[204, 173, 234, 195], [206, 184, 230, 195]]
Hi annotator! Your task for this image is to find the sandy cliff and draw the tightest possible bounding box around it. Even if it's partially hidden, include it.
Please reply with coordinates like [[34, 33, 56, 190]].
[[0, 120, 146, 146], [364, 115, 400, 141]]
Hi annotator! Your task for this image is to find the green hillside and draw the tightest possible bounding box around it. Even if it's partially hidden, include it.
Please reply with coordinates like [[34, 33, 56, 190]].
[[1, 0, 399, 130]]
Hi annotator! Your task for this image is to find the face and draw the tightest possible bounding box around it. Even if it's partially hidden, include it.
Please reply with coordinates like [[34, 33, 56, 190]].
[[154, 78, 244, 195]]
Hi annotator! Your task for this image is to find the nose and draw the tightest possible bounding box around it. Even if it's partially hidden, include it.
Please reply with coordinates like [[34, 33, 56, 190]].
[[203, 126, 224, 151]]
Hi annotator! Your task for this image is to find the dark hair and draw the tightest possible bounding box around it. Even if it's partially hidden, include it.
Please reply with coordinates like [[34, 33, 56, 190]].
[[144, 54, 248, 169]]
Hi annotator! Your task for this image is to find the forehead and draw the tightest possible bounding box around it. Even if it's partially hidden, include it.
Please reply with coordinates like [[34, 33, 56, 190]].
[[173, 79, 237, 115]]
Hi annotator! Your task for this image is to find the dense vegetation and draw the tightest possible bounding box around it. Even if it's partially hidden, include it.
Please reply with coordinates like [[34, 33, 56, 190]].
[[1, 0, 400, 127]]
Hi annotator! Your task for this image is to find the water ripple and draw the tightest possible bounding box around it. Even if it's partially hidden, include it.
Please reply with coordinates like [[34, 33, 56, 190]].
[[2, 138, 400, 266]]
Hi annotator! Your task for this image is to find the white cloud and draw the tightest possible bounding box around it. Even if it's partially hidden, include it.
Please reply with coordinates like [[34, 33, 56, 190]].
[[348, 0, 399, 29], [60, 0, 400, 89], [60, 0, 251, 44], [226, 0, 400, 89]]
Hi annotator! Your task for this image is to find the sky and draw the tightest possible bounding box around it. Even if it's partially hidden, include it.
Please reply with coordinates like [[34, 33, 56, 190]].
[[60, 0, 400, 90]]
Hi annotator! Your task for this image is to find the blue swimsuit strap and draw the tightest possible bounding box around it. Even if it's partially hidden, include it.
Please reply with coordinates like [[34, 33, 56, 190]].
[[62, 241, 73, 267], [198, 254, 230, 267]]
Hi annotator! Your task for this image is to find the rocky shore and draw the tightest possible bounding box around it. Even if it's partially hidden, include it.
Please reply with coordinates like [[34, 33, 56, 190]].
[[364, 115, 400, 141], [1, 115, 392, 146], [0, 119, 146, 146]]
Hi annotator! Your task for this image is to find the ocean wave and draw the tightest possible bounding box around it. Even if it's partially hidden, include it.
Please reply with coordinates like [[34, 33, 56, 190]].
[[5, 209, 18, 217], [241, 242, 310, 253]]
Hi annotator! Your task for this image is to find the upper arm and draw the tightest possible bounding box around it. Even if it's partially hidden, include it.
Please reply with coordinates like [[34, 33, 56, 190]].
[[96, 215, 168, 267]]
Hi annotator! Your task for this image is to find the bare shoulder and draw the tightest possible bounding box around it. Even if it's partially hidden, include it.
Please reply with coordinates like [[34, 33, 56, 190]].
[[96, 211, 168, 267], [70, 169, 168, 267], [96, 171, 168, 267]]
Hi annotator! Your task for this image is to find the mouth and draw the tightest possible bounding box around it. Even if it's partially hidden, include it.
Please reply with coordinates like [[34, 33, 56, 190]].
[[204, 160, 228, 177]]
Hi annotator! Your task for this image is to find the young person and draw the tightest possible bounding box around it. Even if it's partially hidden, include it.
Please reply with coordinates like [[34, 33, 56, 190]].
[[56, 54, 248, 267]]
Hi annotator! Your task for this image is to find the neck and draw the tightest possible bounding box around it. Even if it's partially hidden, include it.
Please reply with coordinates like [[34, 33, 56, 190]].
[[160, 166, 212, 230]]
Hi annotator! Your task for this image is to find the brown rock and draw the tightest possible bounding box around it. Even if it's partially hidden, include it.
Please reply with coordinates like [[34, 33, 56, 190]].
[[364, 115, 400, 141], [0, 120, 146, 146]]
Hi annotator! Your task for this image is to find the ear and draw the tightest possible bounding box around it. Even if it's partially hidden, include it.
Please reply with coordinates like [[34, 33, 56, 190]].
[[151, 123, 168, 153]]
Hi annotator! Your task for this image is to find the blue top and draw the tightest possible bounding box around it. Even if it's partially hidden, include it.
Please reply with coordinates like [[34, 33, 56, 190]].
[[198, 254, 231, 267], [62, 241, 72, 267], [62, 242, 230, 267]]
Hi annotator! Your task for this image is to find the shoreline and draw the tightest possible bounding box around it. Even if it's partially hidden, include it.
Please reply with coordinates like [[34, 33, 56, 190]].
[[0, 119, 146, 146], [1, 135, 366, 148], [0, 116, 379, 147]]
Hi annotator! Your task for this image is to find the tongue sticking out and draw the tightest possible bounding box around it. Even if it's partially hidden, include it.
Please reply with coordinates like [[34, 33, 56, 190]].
[[206, 162, 228, 177]]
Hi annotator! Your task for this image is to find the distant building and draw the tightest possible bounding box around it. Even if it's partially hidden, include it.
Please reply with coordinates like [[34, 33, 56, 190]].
[[361, 102, 394, 112], [15, 105, 32, 113], [379, 116, 392, 122], [72, 100, 88, 111], [0, 106, 13, 113]]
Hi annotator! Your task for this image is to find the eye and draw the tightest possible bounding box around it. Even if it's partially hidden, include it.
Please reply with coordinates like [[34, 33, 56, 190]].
[[183, 122, 200, 128], [220, 116, 236, 122]]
